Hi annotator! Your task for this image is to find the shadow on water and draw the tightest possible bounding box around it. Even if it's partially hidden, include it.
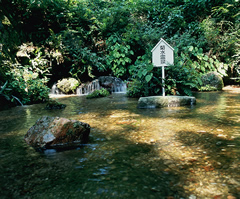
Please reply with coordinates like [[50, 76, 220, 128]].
[[0, 130, 186, 199], [1, 91, 240, 198], [176, 131, 240, 198]]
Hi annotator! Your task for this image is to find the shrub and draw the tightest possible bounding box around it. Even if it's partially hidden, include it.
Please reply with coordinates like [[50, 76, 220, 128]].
[[9, 76, 50, 104], [86, 88, 110, 99], [3, 63, 50, 105], [27, 79, 50, 103], [165, 63, 202, 96], [57, 78, 80, 94], [126, 79, 150, 98], [106, 35, 134, 78], [127, 52, 202, 97], [127, 55, 160, 98]]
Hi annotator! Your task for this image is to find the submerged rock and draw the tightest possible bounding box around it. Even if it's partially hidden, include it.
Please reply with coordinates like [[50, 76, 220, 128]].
[[24, 116, 90, 150], [138, 96, 196, 108], [45, 99, 66, 110]]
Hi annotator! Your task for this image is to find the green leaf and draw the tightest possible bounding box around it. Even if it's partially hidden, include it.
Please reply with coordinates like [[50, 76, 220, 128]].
[[142, 69, 148, 76], [0, 81, 8, 94], [205, 62, 209, 68], [145, 73, 153, 82], [185, 82, 196, 88], [137, 70, 143, 78], [124, 57, 131, 63], [203, 55, 208, 61], [201, 65, 206, 72], [116, 52, 121, 58], [189, 46, 194, 52], [147, 64, 153, 71], [198, 48, 203, 54]]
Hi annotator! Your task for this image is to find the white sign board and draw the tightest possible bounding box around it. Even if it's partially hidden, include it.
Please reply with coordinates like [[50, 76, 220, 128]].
[[151, 38, 174, 96], [151, 38, 174, 67]]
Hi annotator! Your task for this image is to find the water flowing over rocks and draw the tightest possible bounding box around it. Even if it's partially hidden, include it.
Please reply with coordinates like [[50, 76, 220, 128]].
[[138, 96, 196, 108], [24, 116, 90, 150], [98, 76, 127, 93], [51, 76, 127, 95], [76, 79, 101, 95], [77, 76, 127, 95], [50, 83, 63, 95]]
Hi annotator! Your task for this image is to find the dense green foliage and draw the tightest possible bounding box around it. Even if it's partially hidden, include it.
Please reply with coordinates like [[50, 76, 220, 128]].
[[86, 88, 110, 99], [1, 61, 50, 104], [0, 0, 239, 105]]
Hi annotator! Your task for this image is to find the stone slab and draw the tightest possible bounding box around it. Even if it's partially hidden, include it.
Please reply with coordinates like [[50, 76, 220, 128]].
[[137, 96, 196, 108]]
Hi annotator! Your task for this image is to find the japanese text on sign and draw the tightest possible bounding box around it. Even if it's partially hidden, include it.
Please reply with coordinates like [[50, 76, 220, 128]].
[[151, 38, 174, 67], [160, 45, 165, 64]]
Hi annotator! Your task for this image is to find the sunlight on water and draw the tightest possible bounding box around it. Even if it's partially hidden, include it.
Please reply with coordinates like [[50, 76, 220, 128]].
[[0, 90, 240, 198]]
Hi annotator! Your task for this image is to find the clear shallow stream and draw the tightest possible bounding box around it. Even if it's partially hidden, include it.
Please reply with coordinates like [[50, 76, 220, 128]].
[[1, 88, 240, 199]]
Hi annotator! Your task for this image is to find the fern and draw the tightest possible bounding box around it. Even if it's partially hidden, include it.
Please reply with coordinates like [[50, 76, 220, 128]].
[[182, 87, 192, 96]]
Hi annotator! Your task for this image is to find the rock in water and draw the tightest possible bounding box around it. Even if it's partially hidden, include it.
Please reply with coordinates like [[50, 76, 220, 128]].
[[138, 96, 196, 108], [24, 116, 90, 150], [200, 71, 224, 91]]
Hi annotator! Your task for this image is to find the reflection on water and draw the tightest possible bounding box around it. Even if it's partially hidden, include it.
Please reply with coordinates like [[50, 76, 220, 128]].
[[1, 90, 240, 198]]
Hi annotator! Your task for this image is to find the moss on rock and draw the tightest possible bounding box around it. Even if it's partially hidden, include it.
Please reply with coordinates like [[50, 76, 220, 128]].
[[57, 78, 79, 94], [45, 99, 66, 110], [86, 88, 110, 99], [200, 72, 224, 91]]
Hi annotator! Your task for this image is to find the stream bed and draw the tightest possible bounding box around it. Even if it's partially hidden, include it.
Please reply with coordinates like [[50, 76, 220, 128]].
[[1, 87, 240, 199]]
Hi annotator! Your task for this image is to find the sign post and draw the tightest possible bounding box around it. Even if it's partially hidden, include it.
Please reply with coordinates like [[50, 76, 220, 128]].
[[162, 65, 165, 96], [151, 38, 174, 96]]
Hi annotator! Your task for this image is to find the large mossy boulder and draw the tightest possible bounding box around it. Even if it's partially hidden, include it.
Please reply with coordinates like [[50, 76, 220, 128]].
[[57, 78, 80, 94], [138, 96, 196, 108], [200, 72, 224, 91], [24, 116, 90, 150]]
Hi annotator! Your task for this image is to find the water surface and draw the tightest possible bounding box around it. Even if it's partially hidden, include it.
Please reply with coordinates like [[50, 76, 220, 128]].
[[1, 88, 240, 198]]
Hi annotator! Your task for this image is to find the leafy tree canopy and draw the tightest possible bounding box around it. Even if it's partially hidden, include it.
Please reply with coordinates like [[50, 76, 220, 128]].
[[0, 0, 239, 104]]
